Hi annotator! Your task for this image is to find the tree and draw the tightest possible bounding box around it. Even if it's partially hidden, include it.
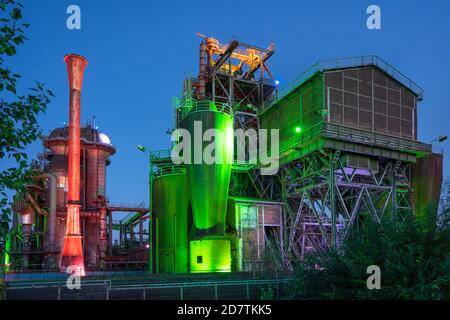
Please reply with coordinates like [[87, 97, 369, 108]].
[[0, 0, 53, 269], [286, 202, 450, 300]]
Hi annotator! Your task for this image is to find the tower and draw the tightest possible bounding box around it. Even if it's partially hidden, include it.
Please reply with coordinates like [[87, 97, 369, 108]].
[[60, 54, 88, 275]]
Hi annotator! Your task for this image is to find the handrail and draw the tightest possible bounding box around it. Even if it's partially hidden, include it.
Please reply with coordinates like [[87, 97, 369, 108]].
[[263, 55, 424, 114], [107, 202, 146, 209], [108, 278, 292, 290], [4, 277, 292, 295], [150, 149, 171, 160], [6, 279, 112, 289], [323, 123, 432, 154], [153, 164, 186, 177], [257, 121, 431, 166], [173, 98, 234, 120]]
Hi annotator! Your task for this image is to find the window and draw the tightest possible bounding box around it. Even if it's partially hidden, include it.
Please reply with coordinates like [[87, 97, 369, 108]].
[[241, 205, 257, 229], [57, 176, 68, 192]]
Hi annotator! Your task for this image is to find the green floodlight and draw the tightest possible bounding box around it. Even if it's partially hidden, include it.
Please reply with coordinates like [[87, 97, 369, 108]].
[[137, 144, 146, 152], [295, 126, 302, 134]]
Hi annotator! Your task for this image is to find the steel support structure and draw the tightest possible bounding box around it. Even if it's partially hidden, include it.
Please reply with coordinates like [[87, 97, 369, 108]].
[[280, 148, 412, 262]]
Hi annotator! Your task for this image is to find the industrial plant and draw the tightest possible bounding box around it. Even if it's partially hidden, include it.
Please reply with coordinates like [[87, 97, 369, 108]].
[[2, 34, 443, 281]]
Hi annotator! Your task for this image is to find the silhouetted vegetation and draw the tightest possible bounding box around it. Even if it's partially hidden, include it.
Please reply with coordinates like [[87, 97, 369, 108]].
[[0, 0, 53, 292], [0, 0, 53, 237], [286, 180, 450, 300]]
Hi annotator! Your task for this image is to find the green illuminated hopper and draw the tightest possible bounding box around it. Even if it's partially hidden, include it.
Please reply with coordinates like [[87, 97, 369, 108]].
[[179, 101, 234, 234], [179, 100, 234, 272], [152, 172, 189, 273]]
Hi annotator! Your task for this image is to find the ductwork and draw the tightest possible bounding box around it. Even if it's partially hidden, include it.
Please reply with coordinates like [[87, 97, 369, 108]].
[[40, 173, 58, 268], [198, 41, 207, 100], [25, 193, 47, 217]]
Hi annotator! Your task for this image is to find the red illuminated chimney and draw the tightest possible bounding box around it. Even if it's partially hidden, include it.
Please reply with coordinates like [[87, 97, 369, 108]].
[[60, 54, 88, 276]]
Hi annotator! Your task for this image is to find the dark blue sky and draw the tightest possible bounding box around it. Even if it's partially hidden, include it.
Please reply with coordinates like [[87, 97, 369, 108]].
[[8, 0, 450, 207]]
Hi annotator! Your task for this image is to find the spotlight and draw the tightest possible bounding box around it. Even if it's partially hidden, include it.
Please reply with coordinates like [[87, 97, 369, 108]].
[[137, 144, 146, 152]]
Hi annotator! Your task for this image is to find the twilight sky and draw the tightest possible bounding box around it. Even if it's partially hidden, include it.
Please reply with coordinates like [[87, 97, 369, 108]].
[[6, 0, 450, 208]]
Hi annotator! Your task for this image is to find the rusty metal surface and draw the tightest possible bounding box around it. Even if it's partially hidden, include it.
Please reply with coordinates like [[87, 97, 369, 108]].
[[61, 54, 88, 274], [324, 66, 417, 141], [411, 153, 443, 219]]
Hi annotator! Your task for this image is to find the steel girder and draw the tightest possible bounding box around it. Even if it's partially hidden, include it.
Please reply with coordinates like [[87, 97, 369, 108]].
[[280, 149, 413, 263]]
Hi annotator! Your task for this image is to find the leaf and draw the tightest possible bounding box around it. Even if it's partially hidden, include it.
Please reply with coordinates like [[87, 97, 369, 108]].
[[6, 84, 16, 94], [12, 36, 24, 45], [11, 8, 23, 20], [0, 0, 53, 242], [5, 45, 16, 56]]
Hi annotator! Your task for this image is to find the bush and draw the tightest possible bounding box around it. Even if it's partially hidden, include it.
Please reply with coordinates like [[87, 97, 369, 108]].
[[286, 207, 450, 300]]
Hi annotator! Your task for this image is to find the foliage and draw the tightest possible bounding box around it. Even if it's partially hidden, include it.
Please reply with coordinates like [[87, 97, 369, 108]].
[[286, 203, 450, 300], [260, 285, 274, 300], [0, 0, 53, 246], [438, 179, 450, 227]]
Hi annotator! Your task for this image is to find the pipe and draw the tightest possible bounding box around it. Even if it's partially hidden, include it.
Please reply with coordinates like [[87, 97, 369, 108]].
[[198, 41, 207, 99], [42, 173, 57, 268], [108, 211, 113, 256], [57, 210, 100, 218], [86, 147, 99, 209], [139, 220, 143, 248], [23, 173, 58, 268], [99, 207, 108, 259], [60, 54, 88, 276], [12, 199, 33, 270], [45, 173, 57, 253], [21, 224, 32, 270], [25, 193, 47, 216]]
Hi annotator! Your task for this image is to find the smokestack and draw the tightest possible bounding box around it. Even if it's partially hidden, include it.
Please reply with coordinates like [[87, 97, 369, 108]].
[[60, 54, 88, 276]]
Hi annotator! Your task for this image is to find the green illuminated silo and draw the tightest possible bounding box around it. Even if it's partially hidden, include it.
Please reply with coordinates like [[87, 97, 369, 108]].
[[152, 172, 189, 273], [179, 100, 234, 273], [3, 232, 11, 271]]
